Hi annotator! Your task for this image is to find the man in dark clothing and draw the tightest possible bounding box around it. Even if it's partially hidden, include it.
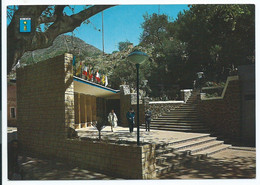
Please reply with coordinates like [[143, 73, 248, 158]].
[[145, 109, 152, 132], [126, 108, 135, 133]]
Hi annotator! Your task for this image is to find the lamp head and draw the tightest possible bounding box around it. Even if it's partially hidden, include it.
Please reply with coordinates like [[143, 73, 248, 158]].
[[127, 50, 149, 64]]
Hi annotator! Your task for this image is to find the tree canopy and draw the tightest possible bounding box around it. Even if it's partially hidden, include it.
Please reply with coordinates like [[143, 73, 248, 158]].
[[7, 5, 114, 74], [137, 4, 254, 98]]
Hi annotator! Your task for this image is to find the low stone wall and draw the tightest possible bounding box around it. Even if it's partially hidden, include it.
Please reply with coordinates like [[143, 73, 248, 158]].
[[148, 101, 184, 119], [197, 76, 241, 141], [22, 138, 156, 179], [180, 89, 193, 102]]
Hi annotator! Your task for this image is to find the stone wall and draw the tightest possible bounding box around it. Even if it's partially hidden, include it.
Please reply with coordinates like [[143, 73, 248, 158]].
[[197, 76, 241, 141], [148, 101, 184, 119], [120, 85, 145, 126], [16, 53, 156, 179], [180, 89, 193, 102]]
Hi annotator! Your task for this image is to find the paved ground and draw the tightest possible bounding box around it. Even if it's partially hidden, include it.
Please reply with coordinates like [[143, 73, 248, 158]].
[[159, 147, 256, 179], [77, 126, 209, 145], [8, 126, 256, 180]]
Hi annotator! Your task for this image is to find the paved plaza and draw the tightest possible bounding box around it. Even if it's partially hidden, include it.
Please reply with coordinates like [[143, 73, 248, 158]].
[[76, 126, 210, 145], [9, 126, 256, 180]]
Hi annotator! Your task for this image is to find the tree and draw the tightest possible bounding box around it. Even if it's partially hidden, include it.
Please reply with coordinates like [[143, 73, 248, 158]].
[[174, 4, 255, 82], [118, 40, 133, 51], [7, 5, 115, 74]]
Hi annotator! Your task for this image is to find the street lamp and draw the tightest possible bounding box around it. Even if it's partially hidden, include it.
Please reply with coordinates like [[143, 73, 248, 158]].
[[127, 50, 149, 146]]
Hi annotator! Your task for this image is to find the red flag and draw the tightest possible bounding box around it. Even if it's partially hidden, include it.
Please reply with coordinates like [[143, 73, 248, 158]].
[[83, 66, 88, 77]]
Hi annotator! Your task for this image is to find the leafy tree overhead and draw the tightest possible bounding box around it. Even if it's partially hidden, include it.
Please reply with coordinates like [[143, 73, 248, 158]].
[[174, 4, 255, 82], [118, 40, 133, 51], [7, 5, 114, 74], [138, 4, 254, 98]]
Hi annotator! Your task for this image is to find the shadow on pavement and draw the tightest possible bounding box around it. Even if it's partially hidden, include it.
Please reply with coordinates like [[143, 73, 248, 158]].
[[159, 155, 256, 179]]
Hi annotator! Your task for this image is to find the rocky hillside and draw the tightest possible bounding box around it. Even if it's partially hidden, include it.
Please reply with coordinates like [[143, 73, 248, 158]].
[[20, 35, 103, 65]]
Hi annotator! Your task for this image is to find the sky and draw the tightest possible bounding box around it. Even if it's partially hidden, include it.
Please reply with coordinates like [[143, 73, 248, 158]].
[[64, 5, 190, 54]]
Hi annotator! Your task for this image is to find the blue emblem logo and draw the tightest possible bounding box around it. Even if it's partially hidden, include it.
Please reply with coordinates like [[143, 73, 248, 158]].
[[20, 18, 31, 32]]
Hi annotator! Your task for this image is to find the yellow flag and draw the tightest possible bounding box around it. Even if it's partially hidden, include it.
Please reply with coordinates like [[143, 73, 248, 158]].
[[76, 62, 82, 76], [102, 75, 105, 85]]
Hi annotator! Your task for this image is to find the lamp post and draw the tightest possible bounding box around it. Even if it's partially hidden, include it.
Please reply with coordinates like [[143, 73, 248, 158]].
[[127, 50, 149, 146]]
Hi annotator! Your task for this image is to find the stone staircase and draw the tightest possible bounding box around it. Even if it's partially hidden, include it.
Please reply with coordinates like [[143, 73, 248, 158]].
[[142, 90, 232, 177], [144, 90, 210, 133], [155, 134, 231, 177]]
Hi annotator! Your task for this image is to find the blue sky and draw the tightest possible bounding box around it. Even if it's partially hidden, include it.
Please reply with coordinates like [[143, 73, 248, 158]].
[[7, 5, 189, 54], [65, 5, 189, 54]]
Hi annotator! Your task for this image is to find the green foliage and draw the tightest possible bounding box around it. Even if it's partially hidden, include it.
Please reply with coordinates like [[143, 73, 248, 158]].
[[174, 4, 255, 83], [118, 40, 133, 51], [137, 5, 254, 98]]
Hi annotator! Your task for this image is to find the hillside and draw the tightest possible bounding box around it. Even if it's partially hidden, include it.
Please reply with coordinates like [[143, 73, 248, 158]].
[[20, 35, 103, 64]]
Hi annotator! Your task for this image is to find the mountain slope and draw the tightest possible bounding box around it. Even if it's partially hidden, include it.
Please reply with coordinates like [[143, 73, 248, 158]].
[[20, 35, 102, 64]]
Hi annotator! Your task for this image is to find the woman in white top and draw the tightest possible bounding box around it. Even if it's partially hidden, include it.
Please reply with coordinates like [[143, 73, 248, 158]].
[[108, 109, 118, 132]]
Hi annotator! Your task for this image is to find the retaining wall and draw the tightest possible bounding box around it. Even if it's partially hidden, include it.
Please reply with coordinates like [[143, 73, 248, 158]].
[[148, 101, 184, 119], [197, 76, 241, 141]]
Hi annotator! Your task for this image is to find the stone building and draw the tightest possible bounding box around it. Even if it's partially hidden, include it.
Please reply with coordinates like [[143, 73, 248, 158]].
[[73, 76, 120, 129], [16, 53, 154, 179]]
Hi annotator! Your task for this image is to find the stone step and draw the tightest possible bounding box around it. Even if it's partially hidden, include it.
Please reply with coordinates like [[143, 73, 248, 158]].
[[156, 160, 182, 176], [156, 153, 184, 165], [154, 134, 210, 150], [194, 144, 231, 156], [159, 115, 199, 118], [145, 127, 210, 133], [149, 124, 207, 129], [178, 140, 224, 154], [151, 120, 202, 123], [154, 117, 200, 120], [164, 111, 198, 114], [169, 136, 217, 151], [150, 122, 204, 126], [172, 107, 197, 110]]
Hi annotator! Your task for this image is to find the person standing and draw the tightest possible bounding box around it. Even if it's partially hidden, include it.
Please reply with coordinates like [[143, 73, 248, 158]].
[[126, 108, 135, 133], [145, 108, 152, 132], [108, 109, 118, 132]]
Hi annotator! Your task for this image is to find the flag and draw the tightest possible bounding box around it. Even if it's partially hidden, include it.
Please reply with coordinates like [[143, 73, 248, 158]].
[[95, 70, 101, 82], [88, 68, 93, 80], [83, 66, 88, 77], [101, 75, 105, 85], [105, 76, 108, 87], [72, 56, 76, 66], [76, 62, 82, 76]]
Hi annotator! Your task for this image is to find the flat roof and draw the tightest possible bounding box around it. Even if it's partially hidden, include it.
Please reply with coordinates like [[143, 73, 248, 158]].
[[73, 76, 120, 98]]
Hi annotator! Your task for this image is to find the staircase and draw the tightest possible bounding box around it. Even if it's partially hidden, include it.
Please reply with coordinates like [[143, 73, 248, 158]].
[[145, 90, 210, 133], [155, 134, 231, 177], [143, 90, 232, 177]]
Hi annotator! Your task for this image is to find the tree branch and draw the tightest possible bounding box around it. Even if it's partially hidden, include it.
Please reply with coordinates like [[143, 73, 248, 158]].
[[7, 5, 115, 74], [30, 5, 115, 50]]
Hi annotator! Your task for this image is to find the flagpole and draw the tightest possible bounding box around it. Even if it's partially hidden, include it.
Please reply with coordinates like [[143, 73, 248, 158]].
[[102, 11, 104, 56]]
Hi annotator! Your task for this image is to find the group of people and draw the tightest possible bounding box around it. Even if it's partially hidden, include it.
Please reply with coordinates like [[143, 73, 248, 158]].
[[107, 107, 152, 133]]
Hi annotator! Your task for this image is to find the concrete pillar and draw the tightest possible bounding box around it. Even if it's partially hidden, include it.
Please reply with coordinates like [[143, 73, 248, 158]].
[[78, 93, 81, 124], [74, 92, 79, 124], [86, 95, 92, 123], [92, 96, 97, 122], [80, 94, 85, 123]]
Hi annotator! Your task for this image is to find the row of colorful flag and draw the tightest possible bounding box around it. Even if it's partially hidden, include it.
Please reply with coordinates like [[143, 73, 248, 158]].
[[75, 61, 108, 87]]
